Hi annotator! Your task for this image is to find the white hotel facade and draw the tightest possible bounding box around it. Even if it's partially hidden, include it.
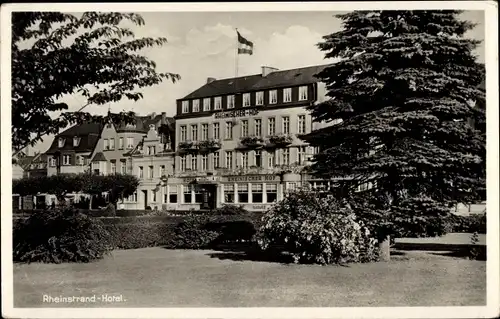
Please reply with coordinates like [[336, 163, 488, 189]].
[[164, 64, 338, 211]]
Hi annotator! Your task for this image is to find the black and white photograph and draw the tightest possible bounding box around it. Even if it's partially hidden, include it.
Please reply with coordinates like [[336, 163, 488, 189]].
[[1, 2, 498, 318]]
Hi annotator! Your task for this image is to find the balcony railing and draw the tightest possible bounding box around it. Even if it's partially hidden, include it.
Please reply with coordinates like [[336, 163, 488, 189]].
[[178, 141, 199, 154], [239, 136, 265, 149], [198, 139, 222, 153], [266, 134, 293, 148]]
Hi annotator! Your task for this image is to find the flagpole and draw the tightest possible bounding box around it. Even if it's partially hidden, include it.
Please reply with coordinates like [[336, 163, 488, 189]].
[[235, 28, 239, 78]]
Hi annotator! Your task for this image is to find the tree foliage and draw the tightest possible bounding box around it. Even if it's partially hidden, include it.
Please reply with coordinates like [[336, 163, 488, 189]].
[[303, 11, 486, 238], [12, 12, 180, 153], [12, 173, 139, 204]]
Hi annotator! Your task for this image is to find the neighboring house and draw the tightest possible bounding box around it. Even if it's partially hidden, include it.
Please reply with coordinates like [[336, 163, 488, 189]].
[[45, 122, 103, 176], [24, 152, 48, 178], [169, 64, 339, 211], [124, 122, 176, 210]]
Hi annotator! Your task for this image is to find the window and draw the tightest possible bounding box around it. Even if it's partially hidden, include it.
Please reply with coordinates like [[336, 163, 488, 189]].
[[191, 155, 197, 170], [268, 118, 275, 135], [241, 120, 248, 137], [149, 146, 156, 155], [121, 161, 127, 174], [152, 190, 157, 202], [282, 116, 290, 134], [62, 155, 70, 165], [299, 86, 308, 101], [283, 88, 292, 103], [214, 97, 222, 110], [298, 146, 307, 164], [252, 184, 263, 203], [213, 152, 220, 168], [111, 161, 116, 174], [225, 151, 233, 169], [254, 119, 262, 136], [128, 191, 138, 202], [159, 165, 165, 177], [73, 137, 80, 147], [103, 139, 109, 150], [203, 98, 211, 111], [266, 184, 278, 202], [238, 184, 249, 203], [298, 115, 306, 134], [201, 154, 208, 171], [201, 124, 208, 140], [241, 152, 249, 168], [169, 187, 178, 203], [287, 182, 297, 192], [192, 99, 200, 112], [148, 165, 154, 179], [224, 184, 235, 203], [213, 123, 220, 140], [78, 156, 84, 165], [283, 148, 290, 165], [184, 185, 192, 203], [118, 137, 124, 149], [180, 155, 187, 171], [243, 93, 251, 107], [138, 166, 144, 178], [50, 158, 56, 167], [256, 91, 264, 105], [267, 150, 275, 168], [194, 186, 203, 203], [182, 101, 189, 113], [255, 150, 262, 167], [227, 95, 235, 109], [269, 90, 277, 104], [180, 125, 187, 142], [58, 138, 65, 148], [191, 125, 198, 141], [225, 121, 233, 139], [127, 137, 134, 149]]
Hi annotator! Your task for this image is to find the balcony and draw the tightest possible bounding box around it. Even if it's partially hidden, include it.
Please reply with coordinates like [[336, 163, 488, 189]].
[[198, 139, 222, 153], [266, 134, 293, 148], [178, 141, 199, 154], [238, 136, 265, 150]]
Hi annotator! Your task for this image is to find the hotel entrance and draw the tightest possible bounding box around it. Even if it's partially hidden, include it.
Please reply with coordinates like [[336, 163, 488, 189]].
[[190, 180, 217, 210]]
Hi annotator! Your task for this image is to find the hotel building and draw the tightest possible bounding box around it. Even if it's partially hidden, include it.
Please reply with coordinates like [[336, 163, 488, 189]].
[[167, 64, 337, 211]]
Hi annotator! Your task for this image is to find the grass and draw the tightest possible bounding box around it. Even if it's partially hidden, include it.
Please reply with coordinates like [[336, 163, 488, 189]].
[[14, 244, 486, 307]]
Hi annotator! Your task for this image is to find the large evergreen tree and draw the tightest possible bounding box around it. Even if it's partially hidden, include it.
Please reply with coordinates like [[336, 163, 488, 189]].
[[12, 12, 180, 155], [303, 10, 486, 260]]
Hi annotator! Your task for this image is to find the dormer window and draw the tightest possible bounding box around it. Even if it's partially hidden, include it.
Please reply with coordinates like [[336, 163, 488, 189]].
[[243, 93, 251, 107], [256, 91, 264, 105], [269, 90, 277, 104], [227, 95, 235, 109], [214, 97, 222, 110], [193, 99, 200, 112], [73, 136, 81, 147], [299, 86, 308, 101], [203, 98, 211, 111], [182, 101, 189, 113], [58, 138, 65, 148], [283, 88, 292, 103]]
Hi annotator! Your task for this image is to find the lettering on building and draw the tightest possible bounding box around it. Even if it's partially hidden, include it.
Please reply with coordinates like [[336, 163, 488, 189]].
[[214, 108, 259, 119], [224, 175, 279, 182]]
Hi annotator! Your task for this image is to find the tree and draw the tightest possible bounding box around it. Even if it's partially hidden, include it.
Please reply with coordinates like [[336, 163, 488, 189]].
[[12, 12, 180, 154], [303, 11, 486, 261]]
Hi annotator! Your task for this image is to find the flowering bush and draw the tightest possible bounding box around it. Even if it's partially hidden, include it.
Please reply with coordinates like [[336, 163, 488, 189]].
[[257, 190, 378, 265], [268, 134, 293, 146]]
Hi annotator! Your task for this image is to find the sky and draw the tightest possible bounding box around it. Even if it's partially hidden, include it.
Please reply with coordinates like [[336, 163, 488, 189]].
[[28, 10, 485, 154]]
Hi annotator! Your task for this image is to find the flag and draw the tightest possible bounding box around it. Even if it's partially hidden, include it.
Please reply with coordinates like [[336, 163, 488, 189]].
[[237, 31, 253, 55]]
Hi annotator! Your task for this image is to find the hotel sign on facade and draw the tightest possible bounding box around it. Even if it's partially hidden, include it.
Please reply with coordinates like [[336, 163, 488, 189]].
[[214, 108, 259, 119], [183, 174, 281, 184]]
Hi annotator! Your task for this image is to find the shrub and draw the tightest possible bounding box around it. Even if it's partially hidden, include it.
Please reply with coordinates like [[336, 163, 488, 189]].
[[449, 213, 486, 234], [257, 190, 379, 265], [211, 204, 248, 216], [164, 215, 220, 249], [13, 209, 114, 263], [107, 221, 175, 250]]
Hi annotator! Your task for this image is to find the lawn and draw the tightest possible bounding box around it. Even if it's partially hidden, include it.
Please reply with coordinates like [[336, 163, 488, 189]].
[[14, 235, 486, 308]]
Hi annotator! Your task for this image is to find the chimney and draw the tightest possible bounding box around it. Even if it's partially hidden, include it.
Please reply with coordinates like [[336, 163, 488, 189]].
[[207, 77, 216, 84], [261, 66, 279, 77]]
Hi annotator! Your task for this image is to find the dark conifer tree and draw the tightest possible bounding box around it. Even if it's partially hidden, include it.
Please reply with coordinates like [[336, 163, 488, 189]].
[[303, 11, 486, 260]]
